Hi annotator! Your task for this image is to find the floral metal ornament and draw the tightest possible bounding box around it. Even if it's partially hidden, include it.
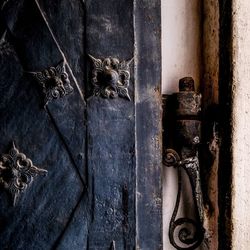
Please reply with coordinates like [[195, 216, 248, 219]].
[[30, 61, 73, 106], [89, 55, 133, 101], [0, 142, 48, 206]]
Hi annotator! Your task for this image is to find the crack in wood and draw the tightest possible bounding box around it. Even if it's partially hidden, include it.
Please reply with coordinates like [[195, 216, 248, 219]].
[[52, 191, 87, 250], [46, 107, 87, 189], [122, 184, 129, 248], [34, 0, 86, 104], [110, 240, 116, 250]]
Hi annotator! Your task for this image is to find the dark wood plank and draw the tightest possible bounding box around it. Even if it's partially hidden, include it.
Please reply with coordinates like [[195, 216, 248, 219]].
[[37, 0, 86, 92], [2, 0, 61, 70], [0, 1, 163, 249], [2, 0, 87, 184], [134, 0, 162, 249], [0, 60, 83, 250], [0, 1, 88, 249], [87, 99, 135, 249], [85, 0, 135, 249]]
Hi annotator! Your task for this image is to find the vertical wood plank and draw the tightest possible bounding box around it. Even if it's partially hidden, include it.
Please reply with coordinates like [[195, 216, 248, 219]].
[[86, 0, 135, 249], [134, 0, 162, 249]]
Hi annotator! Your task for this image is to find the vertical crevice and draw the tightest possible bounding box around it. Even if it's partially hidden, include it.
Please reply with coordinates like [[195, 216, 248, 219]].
[[133, 0, 138, 249], [218, 0, 233, 249], [82, 1, 92, 248], [110, 240, 116, 250], [122, 184, 129, 249], [91, 175, 95, 222]]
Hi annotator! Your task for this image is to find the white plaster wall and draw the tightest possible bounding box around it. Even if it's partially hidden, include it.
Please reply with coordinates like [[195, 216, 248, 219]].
[[161, 0, 202, 249], [232, 0, 250, 249], [162, 0, 201, 94]]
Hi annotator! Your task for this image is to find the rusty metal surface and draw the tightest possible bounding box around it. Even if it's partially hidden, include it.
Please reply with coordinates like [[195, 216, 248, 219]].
[[0, 142, 48, 206], [163, 77, 205, 250]]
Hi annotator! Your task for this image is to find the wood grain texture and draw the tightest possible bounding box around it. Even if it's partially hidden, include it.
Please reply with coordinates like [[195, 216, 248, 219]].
[[134, 0, 162, 249], [85, 0, 135, 248], [0, 0, 88, 249], [201, 1, 220, 249], [0, 0, 162, 249]]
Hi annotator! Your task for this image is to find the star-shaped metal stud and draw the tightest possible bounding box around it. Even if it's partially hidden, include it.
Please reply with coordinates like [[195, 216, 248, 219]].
[[89, 55, 133, 101], [29, 61, 74, 106], [0, 142, 48, 206]]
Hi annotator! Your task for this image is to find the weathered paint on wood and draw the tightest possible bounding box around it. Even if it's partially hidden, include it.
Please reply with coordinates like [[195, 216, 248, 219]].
[[85, 1, 135, 248], [0, 0, 88, 249], [134, 1, 162, 249], [0, 0, 162, 249]]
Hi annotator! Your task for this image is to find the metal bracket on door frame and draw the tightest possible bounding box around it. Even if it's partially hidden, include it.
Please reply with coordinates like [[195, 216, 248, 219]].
[[163, 77, 205, 250]]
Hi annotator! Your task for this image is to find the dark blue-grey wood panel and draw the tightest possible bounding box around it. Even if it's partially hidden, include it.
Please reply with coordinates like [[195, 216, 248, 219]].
[[86, 0, 162, 249], [0, 0, 89, 249], [85, 0, 135, 249], [0, 54, 85, 250], [0, 0, 162, 249], [135, 0, 162, 249]]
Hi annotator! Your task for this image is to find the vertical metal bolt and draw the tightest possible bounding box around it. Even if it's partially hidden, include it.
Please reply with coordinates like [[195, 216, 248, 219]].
[[179, 76, 195, 92]]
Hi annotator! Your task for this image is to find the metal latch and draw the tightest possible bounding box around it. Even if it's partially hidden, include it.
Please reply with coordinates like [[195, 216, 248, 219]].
[[163, 77, 205, 250]]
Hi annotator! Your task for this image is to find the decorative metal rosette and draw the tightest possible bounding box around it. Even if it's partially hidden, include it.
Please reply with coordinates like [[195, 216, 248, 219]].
[[30, 61, 73, 106], [89, 55, 133, 101], [0, 142, 47, 206]]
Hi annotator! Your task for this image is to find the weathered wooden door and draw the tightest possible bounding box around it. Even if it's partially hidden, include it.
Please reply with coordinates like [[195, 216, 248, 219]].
[[0, 0, 162, 249]]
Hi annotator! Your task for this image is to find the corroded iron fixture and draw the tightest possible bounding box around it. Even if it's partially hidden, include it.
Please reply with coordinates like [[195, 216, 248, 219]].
[[163, 77, 205, 250], [29, 60, 74, 106], [0, 142, 48, 206], [89, 55, 133, 100]]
